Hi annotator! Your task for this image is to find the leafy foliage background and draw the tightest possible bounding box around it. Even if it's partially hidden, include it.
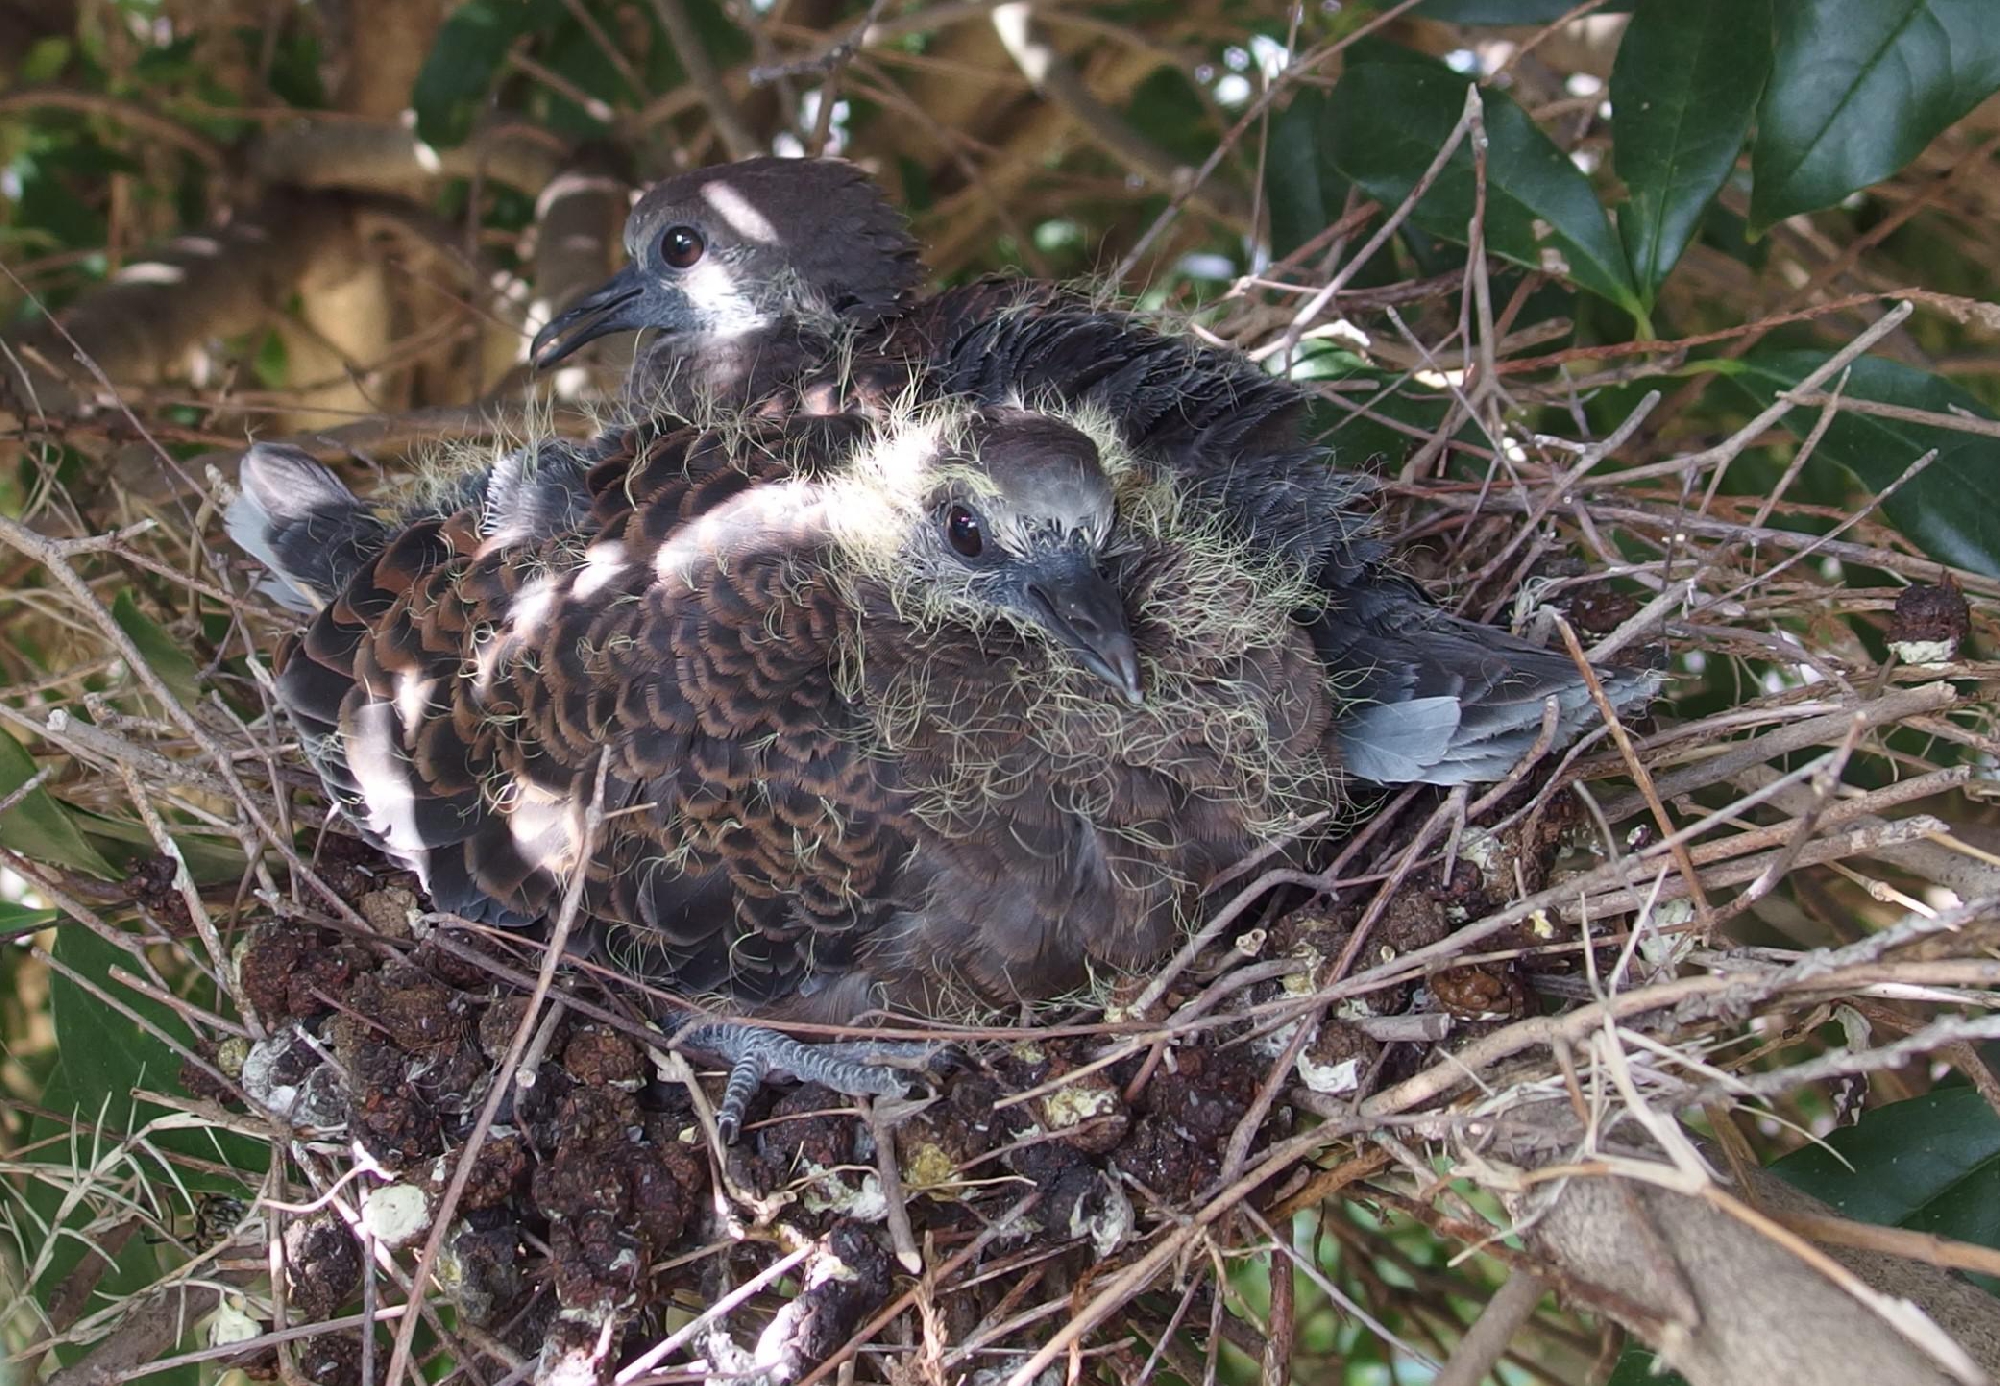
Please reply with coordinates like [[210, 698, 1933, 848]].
[[5, 1, 2000, 1384]]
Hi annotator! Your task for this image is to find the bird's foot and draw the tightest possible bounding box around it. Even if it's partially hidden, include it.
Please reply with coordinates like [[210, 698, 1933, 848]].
[[676, 1022, 946, 1141]]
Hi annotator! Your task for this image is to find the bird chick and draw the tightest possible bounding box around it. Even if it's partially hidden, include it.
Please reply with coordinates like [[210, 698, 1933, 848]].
[[530, 156, 921, 416], [831, 408, 1144, 705], [530, 161, 1662, 790], [228, 406, 1333, 1059]]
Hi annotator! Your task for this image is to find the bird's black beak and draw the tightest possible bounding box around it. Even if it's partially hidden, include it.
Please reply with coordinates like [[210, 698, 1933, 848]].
[[530, 263, 659, 369], [1024, 550, 1144, 705]]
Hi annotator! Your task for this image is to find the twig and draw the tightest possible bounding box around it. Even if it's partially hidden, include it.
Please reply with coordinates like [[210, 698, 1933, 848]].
[[1241, 1204, 1439, 1372], [611, 1246, 812, 1384], [647, 0, 759, 159], [0, 85, 227, 167], [1109, 0, 1432, 282], [0, 510, 367, 932], [1597, 681, 1961, 821], [1553, 613, 1711, 923], [1784, 1207, 2000, 1281], [793, 1192, 1042, 1386], [1431, 1270, 1547, 1386], [1575, 301, 1916, 490], [870, 1097, 925, 1274]]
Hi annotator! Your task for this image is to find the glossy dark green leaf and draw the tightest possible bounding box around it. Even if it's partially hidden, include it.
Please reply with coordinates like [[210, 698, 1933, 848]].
[[46, 924, 187, 1131], [1325, 63, 1642, 316], [1612, 0, 1772, 303], [1723, 349, 2000, 577], [1750, 0, 2000, 229], [1608, 1347, 1689, 1386], [1414, 0, 1631, 18], [111, 591, 201, 708], [1772, 1088, 2000, 1246], [0, 728, 118, 880], [411, 0, 562, 147], [1266, 88, 1338, 261]]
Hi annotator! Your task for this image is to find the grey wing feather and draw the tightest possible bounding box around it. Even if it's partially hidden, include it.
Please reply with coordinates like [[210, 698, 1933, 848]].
[[225, 444, 389, 613], [1319, 576, 1661, 787]]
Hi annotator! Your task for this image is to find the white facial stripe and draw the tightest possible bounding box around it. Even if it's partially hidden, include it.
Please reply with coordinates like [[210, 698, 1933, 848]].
[[700, 182, 780, 244], [682, 258, 766, 335]]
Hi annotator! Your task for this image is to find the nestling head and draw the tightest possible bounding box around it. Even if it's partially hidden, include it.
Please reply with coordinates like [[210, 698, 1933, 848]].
[[870, 408, 1143, 705], [531, 157, 922, 368]]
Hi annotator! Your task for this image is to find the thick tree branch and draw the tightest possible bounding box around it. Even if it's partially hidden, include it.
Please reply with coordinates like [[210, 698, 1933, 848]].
[[330, 0, 451, 120], [244, 119, 566, 198], [2, 192, 365, 419], [1494, 1102, 2000, 1386], [531, 166, 635, 385]]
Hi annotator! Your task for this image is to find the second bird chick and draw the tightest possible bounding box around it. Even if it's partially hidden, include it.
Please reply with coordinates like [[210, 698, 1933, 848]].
[[229, 403, 1340, 1029]]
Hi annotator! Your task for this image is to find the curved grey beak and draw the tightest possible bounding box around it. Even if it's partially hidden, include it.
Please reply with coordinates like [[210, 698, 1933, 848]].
[[1025, 550, 1143, 705], [530, 263, 654, 369]]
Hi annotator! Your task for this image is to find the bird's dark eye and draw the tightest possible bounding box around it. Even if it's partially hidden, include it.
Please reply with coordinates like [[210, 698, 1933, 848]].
[[661, 225, 705, 269], [946, 504, 984, 558]]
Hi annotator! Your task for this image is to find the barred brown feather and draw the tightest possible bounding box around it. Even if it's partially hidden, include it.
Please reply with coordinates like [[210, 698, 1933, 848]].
[[252, 409, 1338, 1019]]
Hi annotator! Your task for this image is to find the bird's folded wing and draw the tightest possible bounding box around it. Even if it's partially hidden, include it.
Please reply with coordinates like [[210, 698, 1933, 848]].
[[1315, 574, 1661, 786], [272, 414, 914, 1002]]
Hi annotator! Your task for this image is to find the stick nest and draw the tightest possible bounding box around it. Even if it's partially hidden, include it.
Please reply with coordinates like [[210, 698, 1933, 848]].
[[5, 308, 1999, 1386]]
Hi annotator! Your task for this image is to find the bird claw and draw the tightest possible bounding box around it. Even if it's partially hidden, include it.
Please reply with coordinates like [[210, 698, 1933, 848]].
[[677, 1021, 946, 1142]]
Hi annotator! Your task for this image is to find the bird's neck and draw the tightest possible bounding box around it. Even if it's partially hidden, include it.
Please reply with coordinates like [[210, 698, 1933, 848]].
[[626, 318, 889, 421], [624, 316, 916, 430]]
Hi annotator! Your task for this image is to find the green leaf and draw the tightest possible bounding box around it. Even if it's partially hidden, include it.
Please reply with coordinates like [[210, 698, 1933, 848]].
[[1612, 0, 1772, 304], [0, 728, 119, 880], [111, 591, 201, 708], [638, 0, 750, 97], [1608, 1346, 1689, 1386], [1324, 63, 1643, 316], [1126, 68, 1216, 167], [1750, 0, 2000, 229], [29, 923, 265, 1379], [20, 35, 74, 83], [258, 23, 326, 109], [1773, 1088, 2000, 1254], [537, 19, 626, 138], [0, 898, 59, 934], [1266, 88, 1340, 261], [46, 924, 188, 1132], [1415, 0, 1631, 17], [66, 807, 247, 885], [411, 0, 561, 147], [1723, 348, 2000, 577]]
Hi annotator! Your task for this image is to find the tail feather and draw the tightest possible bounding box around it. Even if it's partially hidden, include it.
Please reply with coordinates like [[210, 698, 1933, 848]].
[[225, 444, 390, 613], [1319, 576, 1661, 786]]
